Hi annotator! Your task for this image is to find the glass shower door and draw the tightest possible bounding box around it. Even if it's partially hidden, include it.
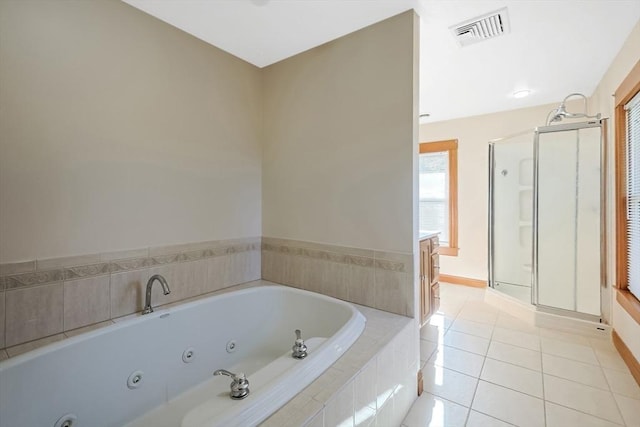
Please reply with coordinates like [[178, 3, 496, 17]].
[[490, 132, 534, 303], [535, 125, 602, 316]]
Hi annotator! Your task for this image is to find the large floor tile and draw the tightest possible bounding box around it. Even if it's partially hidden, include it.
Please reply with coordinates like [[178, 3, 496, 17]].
[[486, 341, 541, 371], [588, 336, 617, 352], [494, 313, 540, 335], [428, 313, 454, 330], [480, 358, 543, 398], [458, 305, 498, 325], [410, 283, 635, 427], [614, 393, 640, 427], [491, 327, 540, 351], [428, 345, 485, 378], [471, 381, 544, 427], [443, 330, 490, 356], [542, 353, 609, 389], [449, 318, 494, 339], [437, 300, 466, 318], [545, 402, 621, 427], [540, 337, 599, 365], [543, 374, 624, 424], [440, 284, 485, 301], [603, 367, 640, 399], [465, 410, 514, 427], [462, 300, 500, 313], [421, 315, 452, 342], [423, 364, 478, 407], [594, 347, 630, 372], [402, 393, 469, 427], [538, 328, 591, 346]]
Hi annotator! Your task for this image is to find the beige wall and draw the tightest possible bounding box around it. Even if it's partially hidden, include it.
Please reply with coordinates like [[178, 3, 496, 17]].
[[419, 101, 576, 281], [0, 0, 263, 263], [262, 11, 418, 255], [0, 3, 421, 355], [591, 20, 640, 360]]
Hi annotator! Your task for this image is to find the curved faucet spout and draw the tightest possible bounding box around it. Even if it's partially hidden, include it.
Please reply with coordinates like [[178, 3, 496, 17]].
[[142, 274, 171, 314]]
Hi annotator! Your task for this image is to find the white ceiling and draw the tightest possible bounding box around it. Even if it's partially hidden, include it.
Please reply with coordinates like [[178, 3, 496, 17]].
[[123, 0, 640, 122]]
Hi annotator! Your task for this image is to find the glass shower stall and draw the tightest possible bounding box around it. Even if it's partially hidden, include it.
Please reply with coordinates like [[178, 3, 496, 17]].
[[488, 120, 606, 321]]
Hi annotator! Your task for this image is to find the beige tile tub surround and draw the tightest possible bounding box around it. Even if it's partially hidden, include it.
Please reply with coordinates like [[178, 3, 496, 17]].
[[262, 237, 414, 317], [63, 275, 110, 331], [5, 283, 64, 348], [260, 304, 419, 427], [0, 237, 261, 352], [0, 291, 5, 348]]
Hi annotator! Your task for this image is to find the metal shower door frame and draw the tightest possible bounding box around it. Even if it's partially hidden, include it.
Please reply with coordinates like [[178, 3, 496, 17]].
[[488, 143, 495, 289]]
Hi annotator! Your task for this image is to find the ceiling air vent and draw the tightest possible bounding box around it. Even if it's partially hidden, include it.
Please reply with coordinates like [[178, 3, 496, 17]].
[[450, 8, 510, 47]]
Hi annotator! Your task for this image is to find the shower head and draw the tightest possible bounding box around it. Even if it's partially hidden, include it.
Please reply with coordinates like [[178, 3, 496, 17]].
[[549, 103, 584, 123], [546, 93, 600, 125], [549, 104, 568, 123]]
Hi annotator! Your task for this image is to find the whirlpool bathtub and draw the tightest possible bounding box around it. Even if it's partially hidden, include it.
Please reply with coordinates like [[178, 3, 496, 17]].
[[0, 282, 366, 427]]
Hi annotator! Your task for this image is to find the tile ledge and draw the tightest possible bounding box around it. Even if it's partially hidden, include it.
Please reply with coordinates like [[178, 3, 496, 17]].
[[5, 334, 66, 358]]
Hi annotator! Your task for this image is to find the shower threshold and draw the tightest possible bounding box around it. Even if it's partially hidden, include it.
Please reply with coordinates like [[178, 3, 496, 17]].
[[485, 286, 609, 339]]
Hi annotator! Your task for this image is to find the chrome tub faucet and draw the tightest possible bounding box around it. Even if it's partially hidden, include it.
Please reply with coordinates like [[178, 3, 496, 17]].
[[214, 369, 250, 400], [292, 329, 308, 359], [142, 274, 171, 314]]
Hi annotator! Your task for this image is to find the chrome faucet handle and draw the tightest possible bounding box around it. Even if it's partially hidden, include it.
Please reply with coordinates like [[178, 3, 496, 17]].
[[213, 369, 250, 400], [292, 329, 308, 359]]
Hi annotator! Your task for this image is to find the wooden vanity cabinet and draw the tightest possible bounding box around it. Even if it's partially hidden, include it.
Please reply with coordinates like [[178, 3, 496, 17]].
[[420, 234, 440, 326]]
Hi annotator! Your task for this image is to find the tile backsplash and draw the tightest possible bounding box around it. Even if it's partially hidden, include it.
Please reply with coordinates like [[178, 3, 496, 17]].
[[0, 237, 261, 352], [261, 237, 415, 318], [0, 235, 414, 357]]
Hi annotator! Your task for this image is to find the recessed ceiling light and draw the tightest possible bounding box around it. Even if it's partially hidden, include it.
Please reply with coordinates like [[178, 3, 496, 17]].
[[513, 90, 531, 99]]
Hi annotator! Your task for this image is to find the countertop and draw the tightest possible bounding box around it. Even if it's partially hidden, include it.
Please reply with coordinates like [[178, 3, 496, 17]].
[[419, 231, 440, 240]]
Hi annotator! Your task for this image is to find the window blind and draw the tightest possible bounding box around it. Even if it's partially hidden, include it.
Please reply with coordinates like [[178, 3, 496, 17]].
[[419, 151, 450, 243], [626, 91, 640, 299]]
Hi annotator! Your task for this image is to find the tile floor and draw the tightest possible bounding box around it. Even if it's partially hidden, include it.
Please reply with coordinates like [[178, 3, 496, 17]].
[[402, 283, 640, 427]]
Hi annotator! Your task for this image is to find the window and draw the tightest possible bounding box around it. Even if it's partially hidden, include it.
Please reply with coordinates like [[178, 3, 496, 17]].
[[625, 91, 640, 299], [615, 60, 640, 322], [419, 139, 458, 256]]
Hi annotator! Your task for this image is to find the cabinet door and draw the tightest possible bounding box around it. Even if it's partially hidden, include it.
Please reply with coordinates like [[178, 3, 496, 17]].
[[431, 282, 440, 314], [431, 253, 440, 286]]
